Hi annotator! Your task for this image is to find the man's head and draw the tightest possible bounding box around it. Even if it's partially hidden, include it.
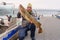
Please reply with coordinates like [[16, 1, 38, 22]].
[[27, 3, 32, 12]]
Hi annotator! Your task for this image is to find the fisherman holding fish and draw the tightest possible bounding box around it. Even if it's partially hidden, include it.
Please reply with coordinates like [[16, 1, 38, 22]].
[[17, 3, 42, 40]]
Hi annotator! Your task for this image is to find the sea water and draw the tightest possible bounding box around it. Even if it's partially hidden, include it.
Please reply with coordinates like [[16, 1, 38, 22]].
[[0, 7, 60, 17]]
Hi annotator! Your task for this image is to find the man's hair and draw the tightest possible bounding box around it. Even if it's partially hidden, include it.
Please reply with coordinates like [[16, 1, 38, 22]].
[[27, 3, 32, 7]]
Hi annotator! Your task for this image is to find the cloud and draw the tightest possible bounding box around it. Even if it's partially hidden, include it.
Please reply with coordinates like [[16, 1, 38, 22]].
[[0, 0, 60, 9]]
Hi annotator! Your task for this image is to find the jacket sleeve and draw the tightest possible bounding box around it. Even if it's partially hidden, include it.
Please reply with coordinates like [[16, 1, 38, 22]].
[[17, 12, 21, 18]]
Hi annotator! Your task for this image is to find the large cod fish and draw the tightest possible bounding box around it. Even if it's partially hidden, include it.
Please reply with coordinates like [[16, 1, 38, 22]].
[[19, 5, 42, 33]]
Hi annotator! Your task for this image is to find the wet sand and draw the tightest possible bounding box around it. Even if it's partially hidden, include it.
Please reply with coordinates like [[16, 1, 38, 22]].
[[24, 17, 60, 40]]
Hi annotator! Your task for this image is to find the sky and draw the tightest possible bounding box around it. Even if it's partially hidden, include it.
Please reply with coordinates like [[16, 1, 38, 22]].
[[0, 0, 60, 9]]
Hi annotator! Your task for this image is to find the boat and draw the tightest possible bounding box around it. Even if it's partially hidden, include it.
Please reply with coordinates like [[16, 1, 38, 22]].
[[0, 3, 19, 40]]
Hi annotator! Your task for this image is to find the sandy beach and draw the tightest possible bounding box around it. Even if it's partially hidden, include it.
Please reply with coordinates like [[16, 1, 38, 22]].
[[24, 17, 60, 40]]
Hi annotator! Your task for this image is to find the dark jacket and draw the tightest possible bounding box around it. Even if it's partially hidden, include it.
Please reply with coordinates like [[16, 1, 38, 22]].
[[17, 12, 21, 18]]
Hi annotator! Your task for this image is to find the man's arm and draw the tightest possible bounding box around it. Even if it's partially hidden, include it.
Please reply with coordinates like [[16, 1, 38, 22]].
[[17, 12, 21, 18]]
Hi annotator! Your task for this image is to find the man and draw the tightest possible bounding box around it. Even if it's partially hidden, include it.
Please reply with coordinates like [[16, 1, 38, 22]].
[[25, 3, 36, 40], [18, 3, 36, 40]]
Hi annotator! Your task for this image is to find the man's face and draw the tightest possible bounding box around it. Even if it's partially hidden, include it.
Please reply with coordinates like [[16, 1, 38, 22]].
[[27, 7, 32, 12]]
